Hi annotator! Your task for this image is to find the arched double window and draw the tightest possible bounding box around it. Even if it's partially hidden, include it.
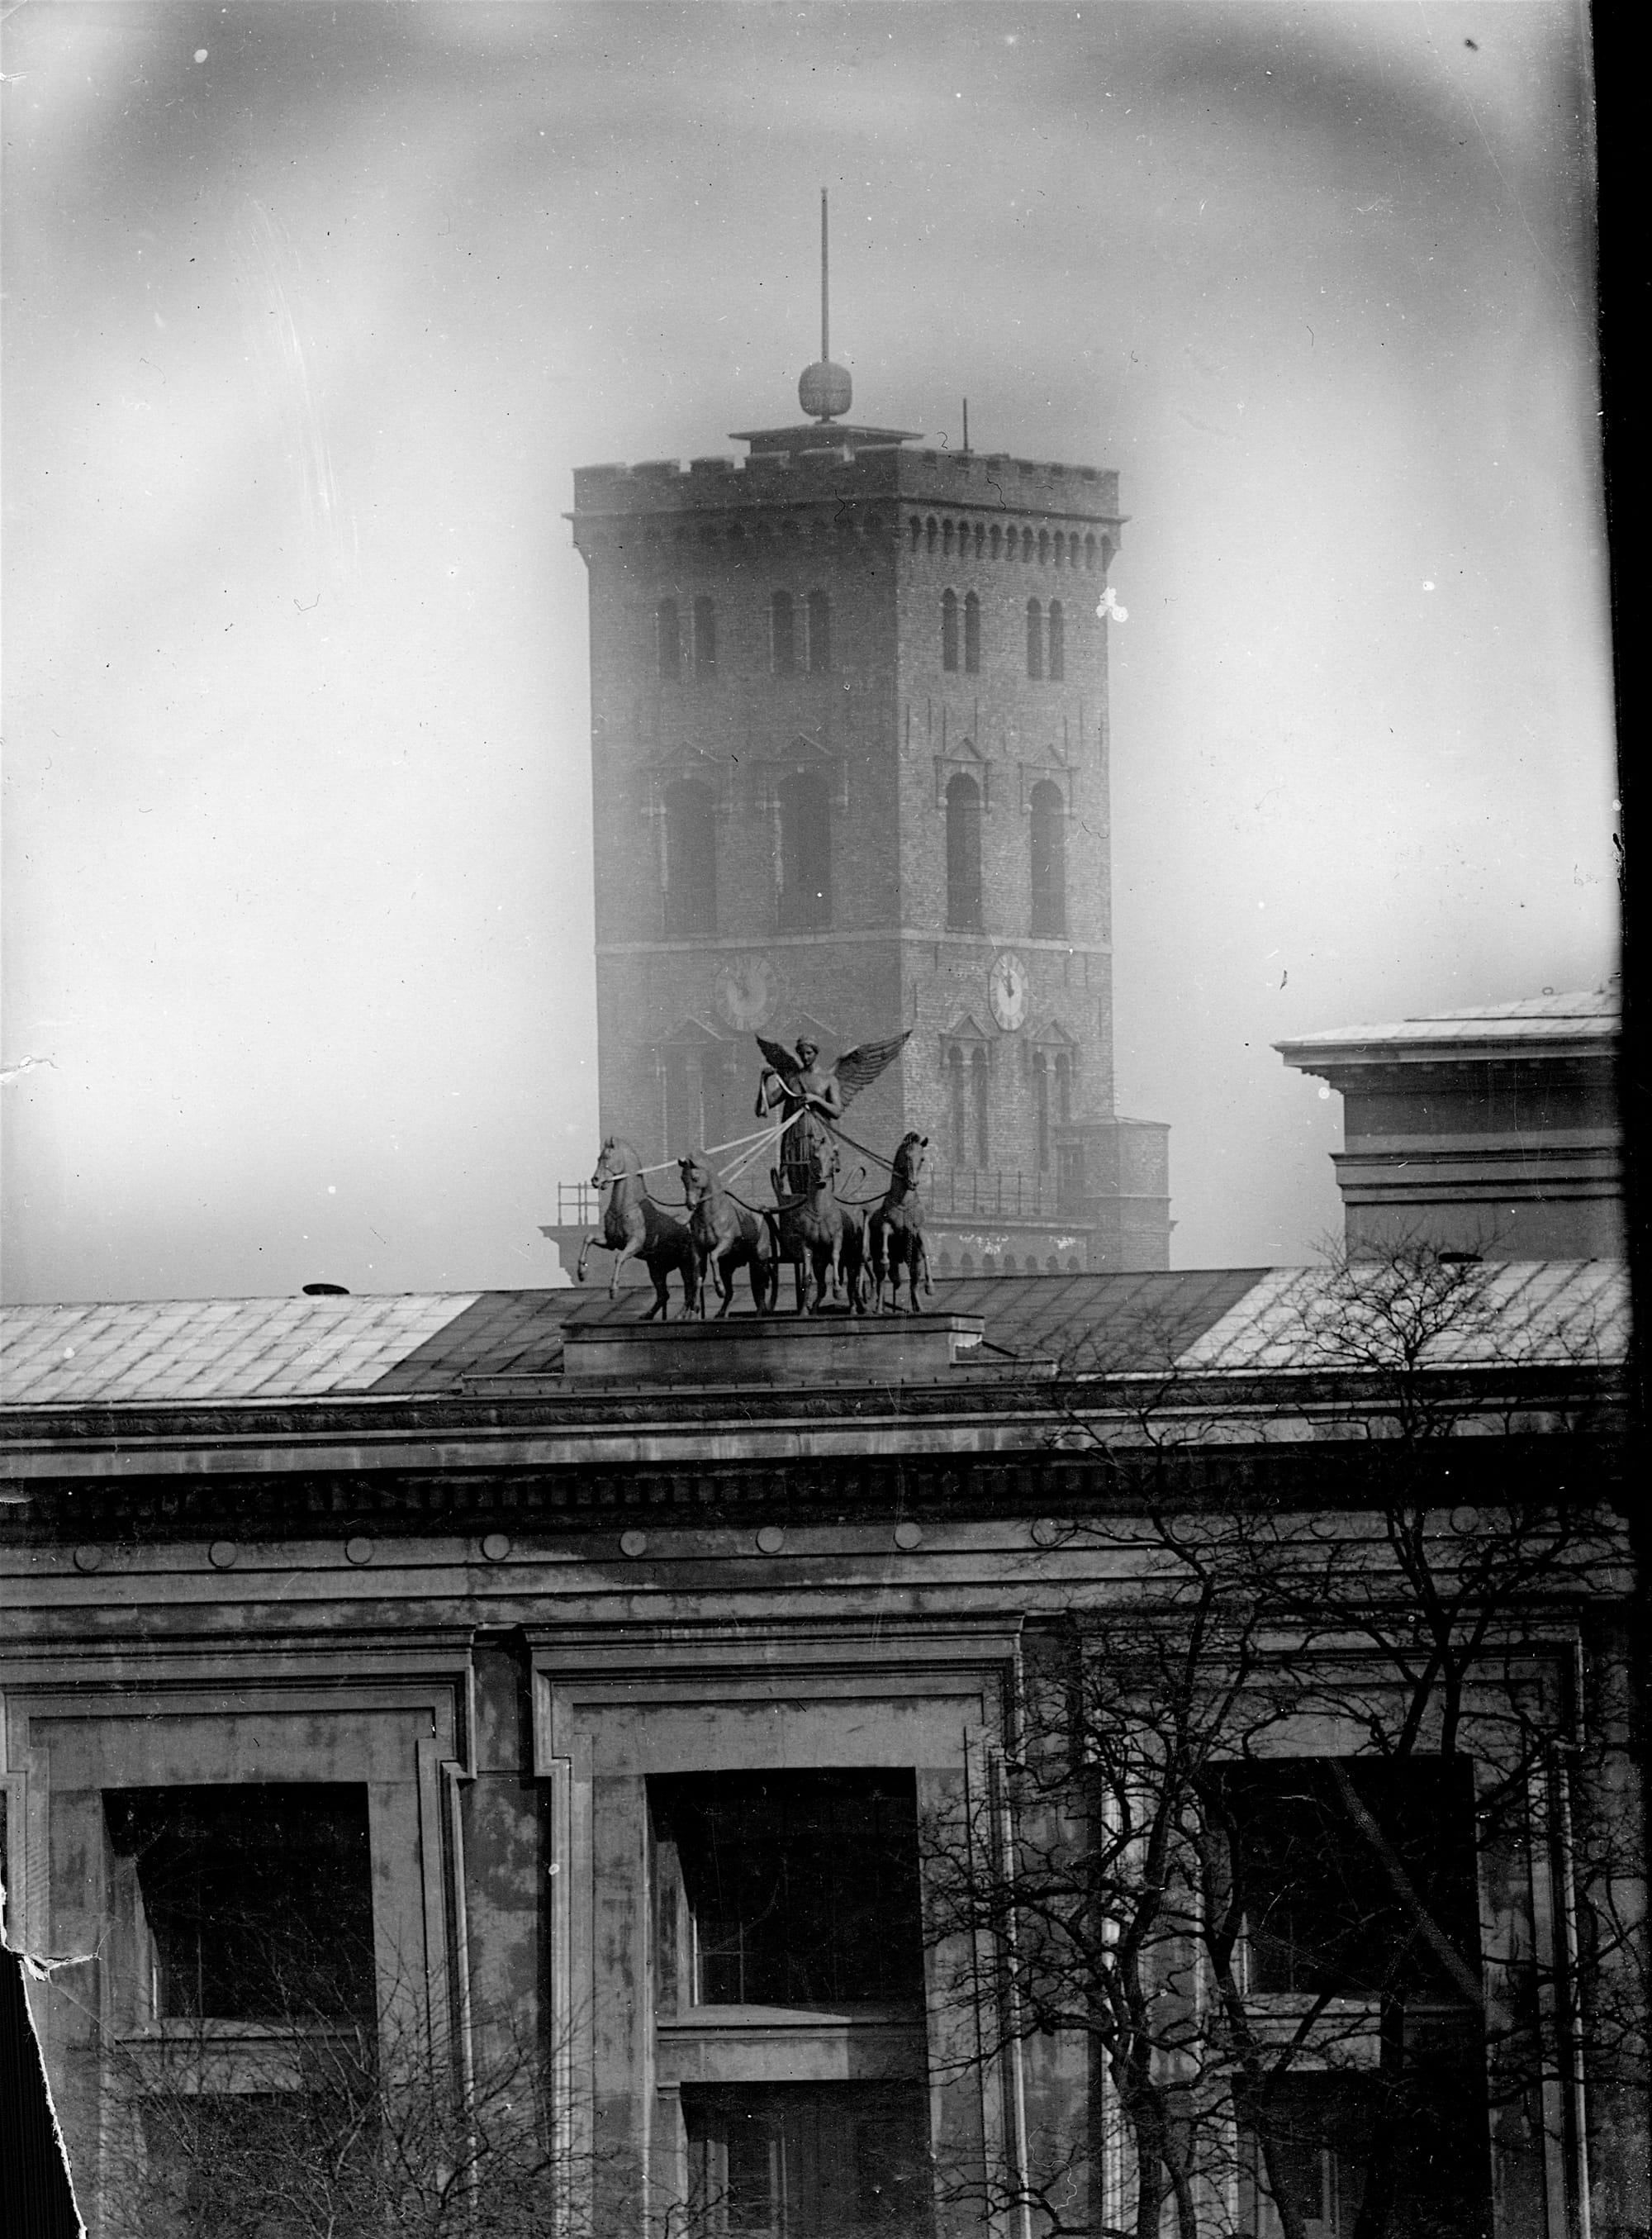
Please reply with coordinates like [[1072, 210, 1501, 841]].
[[971, 1048, 990, 1167], [807, 589, 833, 674], [964, 592, 980, 674], [777, 772, 831, 929], [662, 781, 716, 936], [1047, 600, 1066, 682], [947, 1047, 968, 1167], [771, 591, 796, 676], [656, 597, 681, 682], [693, 597, 717, 677], [1026, 600, 1044, 680], [941, 590, 959, 673], [946, 773, 983, 932], [1029, 780, 1066, 937]]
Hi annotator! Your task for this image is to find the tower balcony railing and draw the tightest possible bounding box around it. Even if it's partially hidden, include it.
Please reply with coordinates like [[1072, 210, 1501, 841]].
[[930, 1168, 1085, 1222], [554, 1169, 1088, 1230]]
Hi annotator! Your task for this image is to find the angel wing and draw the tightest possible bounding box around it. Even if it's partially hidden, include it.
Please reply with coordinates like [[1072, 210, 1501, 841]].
[[833, 1029, 912, 1108], [755, 1033, 803, 1091]]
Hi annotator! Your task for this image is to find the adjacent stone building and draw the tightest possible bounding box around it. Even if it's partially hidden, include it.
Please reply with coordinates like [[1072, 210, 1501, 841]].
[[0, 1256, 1640, 2239]]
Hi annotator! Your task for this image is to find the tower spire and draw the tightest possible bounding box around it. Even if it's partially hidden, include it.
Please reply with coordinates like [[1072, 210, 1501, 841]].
[[799, 190, 852, 424]]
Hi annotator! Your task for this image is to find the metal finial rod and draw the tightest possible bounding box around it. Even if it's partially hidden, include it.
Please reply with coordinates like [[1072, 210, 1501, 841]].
[[962, 398, 970, 454], [820, 188, 829, 364]]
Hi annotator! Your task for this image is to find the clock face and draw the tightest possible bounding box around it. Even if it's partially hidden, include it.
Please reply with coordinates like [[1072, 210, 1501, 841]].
[[989, 950, 1030, 1032], [714, 954, 780, 1031]]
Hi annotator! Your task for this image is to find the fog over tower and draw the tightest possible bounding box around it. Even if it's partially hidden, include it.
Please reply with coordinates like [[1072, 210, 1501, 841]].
[[553, 206, 1170, 1274]]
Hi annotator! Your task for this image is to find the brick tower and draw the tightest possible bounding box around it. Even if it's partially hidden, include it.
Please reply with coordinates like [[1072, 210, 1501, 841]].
[[549, 228, 1170, 1276]]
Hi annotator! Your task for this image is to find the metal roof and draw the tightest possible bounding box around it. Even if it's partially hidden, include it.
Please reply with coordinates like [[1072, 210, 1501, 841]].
[[0, 1263, 1625, 1411], [1278, 987, 1619, 1061]]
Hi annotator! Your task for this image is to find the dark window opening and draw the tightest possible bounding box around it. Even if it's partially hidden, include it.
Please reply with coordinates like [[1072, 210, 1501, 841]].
[[694, 597, 718, 677], [947, 1048, 967, 1167], [777, 772, 831, 929], [663, 780, 717, 937], [1029, 780, 1066, 938], [940, 590, 958, 673], [1025, 600, 1043, 680], [971, 1047, 990, 1167], [1220, 1758, 1480, 2000], [945, 773, 982, 932], [942, 520, 954, 557], [807, 589, 833, 674], [652, 1771, 923, 2008], [963, 592, 980, 673], [685, 2083, 933, 2239], [771, 592, 796, 676], [1034, 1055, 1050, 1174], [1055, 1049, 1072, 1124], [1047, 599, 1065, 681], [989, 525, 1002, 559], [107, 1785, 373, 2021], [657, 597, 682, 682]]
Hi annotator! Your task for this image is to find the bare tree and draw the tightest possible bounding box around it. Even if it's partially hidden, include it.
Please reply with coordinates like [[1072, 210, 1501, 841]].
[[923, 1242, 1639, 2239]]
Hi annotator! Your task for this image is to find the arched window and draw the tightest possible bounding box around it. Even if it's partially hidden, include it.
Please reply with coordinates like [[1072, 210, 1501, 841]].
[[925, 517, 938, 554], [942, 520, 955, 557], [1026, 600, 1044, 680], [1054, 533, 1067, 568], [693, 597, 717, 677], [807, 589, 832, 673], [946, 773, 982, 932], [947, 1047, 968, 1167], [974, 523, 986, 558], [989, 524, 1002, 559], [662, 780, 716, 935], [1037, 530, 1050, 566], [1021, 528, 1034, 562], [1047, 600, 1065, 682], [971, 1047, 990, 1167], [777, 772, 830, 929], [1034, 1053, 1051, 1174], [964, 592, 980, 673], [1029, 780, 1066, 937], [771, 591, 796, 676], [1084, 533, 1098, 568], [909, 516, 923, 553], [656, 597, 681, 682], [941, 590, 959, 673], [1055, 1050, 1072, 1124]]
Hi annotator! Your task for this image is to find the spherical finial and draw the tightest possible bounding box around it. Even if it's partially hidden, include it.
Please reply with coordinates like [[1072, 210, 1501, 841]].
[[799, 359, 852, 422]]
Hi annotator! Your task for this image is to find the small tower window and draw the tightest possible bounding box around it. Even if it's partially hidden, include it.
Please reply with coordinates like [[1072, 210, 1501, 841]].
[[771, 591, 796, 676], [1026, 600, 1043, 680], [909, 516, 922, 552], [941, 590, 959, 673], [946, 772, 982, 932], [1037, 530, 1050, 565], [971, 1047, 990, 1168], [947, 1048, 967, 1167], [942, 519, 955, 557], [1034, 1053, 1051, 1173], [964, 592, 980, 673], [1021, 528, 1034, 562], [1047, 600, 1066, 682], [663, 779, 717, 936], [1056, 1050, 1072, 1124], [807, 589, 833, 674], [925, 517, 938, 554], [1053, 533, 1066, 568], [657, 597, 681, 682], [989, 524, 1002, 559], [1084, 532, 1098, 568], [974, 523, 986, 558], [778, 772, 831, 929], [1029, 780, 1066, 938], [693, 597, 717, 677]]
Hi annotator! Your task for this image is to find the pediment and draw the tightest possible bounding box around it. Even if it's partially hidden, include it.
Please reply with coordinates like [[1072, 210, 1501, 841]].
[[941, 1011, 991, 1045], [656, 1014, 733, 1049], [756, 731, 840, 766], [653, 743, 733, 779], [1028, 1016, 1079, 1048]]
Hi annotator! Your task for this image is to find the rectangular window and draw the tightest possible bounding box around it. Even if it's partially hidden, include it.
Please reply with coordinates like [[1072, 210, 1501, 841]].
[[1222, 1757, 1479, 1999], [651, 1771, 923, 2008], [107, 1785, 374, 2020], [684, 2083, 932, 2239]]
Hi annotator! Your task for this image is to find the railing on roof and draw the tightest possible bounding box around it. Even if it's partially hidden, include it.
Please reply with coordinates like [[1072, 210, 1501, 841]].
[[931, 1170, 1083, 1221]]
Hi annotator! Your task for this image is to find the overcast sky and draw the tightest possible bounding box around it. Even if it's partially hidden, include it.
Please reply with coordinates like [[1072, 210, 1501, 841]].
[[2, 2, 1616, 1304]]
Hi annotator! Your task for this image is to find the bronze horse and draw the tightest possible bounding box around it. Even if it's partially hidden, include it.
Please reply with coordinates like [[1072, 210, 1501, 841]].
[[767, 1105, 850, 1315], [577, 1136, 697, 1319], [868, 1132, 933, 1313], [678, 1152, 776, 1318]]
